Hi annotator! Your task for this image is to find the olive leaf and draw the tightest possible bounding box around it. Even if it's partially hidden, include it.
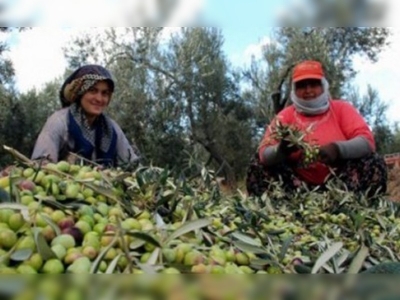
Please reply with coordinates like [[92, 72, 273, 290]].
[[0, 203, 30, 221], [105, 254, 124, 274], [32, 228, 57, 260], [146, 248, 161, 266], [39, 213, 62, 236], [233, 241, 267, 254], [311, 242, 343, 274], [129, 239, 146, 250], [90, 236, 118, 274], [279, 235, 294, 262], [10, 248, 33, 261], [231, 232, 262, 247], [126, 231, 161, 248], [347, 245, 369, 274], [164, 219, 211, 245]]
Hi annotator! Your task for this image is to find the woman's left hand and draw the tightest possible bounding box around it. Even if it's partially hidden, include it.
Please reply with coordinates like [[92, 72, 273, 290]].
[[319, 143, 340, 165]]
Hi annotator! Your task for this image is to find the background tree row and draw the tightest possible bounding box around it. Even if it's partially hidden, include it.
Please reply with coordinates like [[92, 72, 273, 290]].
[[0, 27, 398, 187]]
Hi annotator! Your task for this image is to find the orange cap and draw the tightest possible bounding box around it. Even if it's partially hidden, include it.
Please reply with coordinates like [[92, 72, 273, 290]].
[[292, 60, 324, 83]]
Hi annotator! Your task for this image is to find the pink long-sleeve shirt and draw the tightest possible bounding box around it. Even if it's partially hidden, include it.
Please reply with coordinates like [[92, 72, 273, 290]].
[[258, 100, 376, 185]]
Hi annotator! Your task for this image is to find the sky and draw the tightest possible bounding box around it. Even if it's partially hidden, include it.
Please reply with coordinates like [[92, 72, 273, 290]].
[[1, 0, 400, 123]]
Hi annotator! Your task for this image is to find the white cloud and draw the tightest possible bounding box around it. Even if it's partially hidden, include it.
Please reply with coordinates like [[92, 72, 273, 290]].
[[42, 0, 113, 26], [6, 27, 184, 93], [353, 28, 400, 123], [3, 0, 205, 26], [110, 0, 205, 26], [243, 37, 270, 61], [6, 28, 102, 92], [230, 37, 271, 67], [166, 0, 205, 26], [2, 0, 113, 26], [383, 0, 400, 26]]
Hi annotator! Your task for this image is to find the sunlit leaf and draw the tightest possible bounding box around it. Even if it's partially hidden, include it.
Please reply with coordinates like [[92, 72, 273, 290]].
[[147, 248, 161, 266], [311, 242, 343, 274], [105, 254, 123, 274], [233, 241, 267, 254], [154, 213, 166, 229], [10, 248, 33, 261], [129, 240, 146, 250], [33, 228, 57, 260], [250, 258, 275, 267], [347, 245, 369, 274], [231, 232, 262, 247], [131, 256, 159, 275], [375, 214, 387, 231], [39, 213, 61, 236], [279, 235, 294, 262], [0, 203, 30, 221], [336, 250, 350, 267], [165, 219, 211, 245], [90, 236, 118, 274], [126, 231, 161, 248]]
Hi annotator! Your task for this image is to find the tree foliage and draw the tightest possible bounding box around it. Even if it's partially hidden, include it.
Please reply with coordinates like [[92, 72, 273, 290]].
[[0, 28, 59, 167], [0, 27, 396, 181], [347, 85, 393, 153], [63, 27, 253, 186], [165, 28, 254, 184]]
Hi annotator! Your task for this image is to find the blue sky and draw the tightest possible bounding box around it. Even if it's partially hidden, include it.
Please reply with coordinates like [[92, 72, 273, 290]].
[[202, 0, 282, 65]]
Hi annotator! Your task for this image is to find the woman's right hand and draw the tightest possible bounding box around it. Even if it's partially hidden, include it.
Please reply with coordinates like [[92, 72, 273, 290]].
[[277, 139, 300, 157], [277, 139, 304, 163]]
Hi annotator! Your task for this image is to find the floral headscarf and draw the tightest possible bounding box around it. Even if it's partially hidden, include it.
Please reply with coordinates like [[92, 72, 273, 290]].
[[60, 65, 118, 166], [60, 64, 115, 107]]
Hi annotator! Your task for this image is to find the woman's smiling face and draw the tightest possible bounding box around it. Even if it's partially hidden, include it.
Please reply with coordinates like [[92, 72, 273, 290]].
[[294, 79, 323, 100], [80, 80, 112, 120]]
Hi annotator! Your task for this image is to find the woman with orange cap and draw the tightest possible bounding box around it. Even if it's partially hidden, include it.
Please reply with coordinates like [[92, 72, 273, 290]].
[[31, 64, 139, 168], [246, 60, 387, 198]]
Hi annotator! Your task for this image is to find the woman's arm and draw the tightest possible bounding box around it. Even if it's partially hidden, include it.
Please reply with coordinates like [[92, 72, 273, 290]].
[[111, 121, 140, 165], [333, 101, 375, 159], [31, 110, 68, 162]]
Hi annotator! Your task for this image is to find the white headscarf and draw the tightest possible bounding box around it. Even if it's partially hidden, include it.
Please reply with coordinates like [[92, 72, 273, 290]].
[[291, 78, 331, 115]]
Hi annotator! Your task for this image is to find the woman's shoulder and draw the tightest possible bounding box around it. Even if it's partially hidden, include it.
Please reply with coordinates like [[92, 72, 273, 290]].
[[45, 108, 69, 127], [105, 116, 124, 133], [275, 105, 296, 121], [330, 99, 364, 117], [36, 108, 69, 139], [106, 116, 118, 127], [330, 99, 356, 109], [48, 107, 69, 119]]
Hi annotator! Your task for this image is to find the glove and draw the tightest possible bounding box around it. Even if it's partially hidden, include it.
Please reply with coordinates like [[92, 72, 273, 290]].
[[277, 139, 303, 163], [277, 139, 299, 156], [319, 143, 340, 165]]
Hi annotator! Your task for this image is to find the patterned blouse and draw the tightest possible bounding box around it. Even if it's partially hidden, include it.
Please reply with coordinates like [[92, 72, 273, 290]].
[[31, 108, 139, 166]]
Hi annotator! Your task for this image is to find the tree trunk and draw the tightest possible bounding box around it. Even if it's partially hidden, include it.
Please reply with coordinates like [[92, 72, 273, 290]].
[[194, 136, 237, 190]]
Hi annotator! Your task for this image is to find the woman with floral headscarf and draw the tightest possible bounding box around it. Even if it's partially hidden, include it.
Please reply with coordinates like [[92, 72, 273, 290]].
[[31, 64, 139, 167], [246, 60, 387, 198]]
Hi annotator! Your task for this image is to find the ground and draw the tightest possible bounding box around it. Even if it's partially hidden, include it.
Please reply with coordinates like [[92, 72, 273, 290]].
[[219, 166, 399, 201]]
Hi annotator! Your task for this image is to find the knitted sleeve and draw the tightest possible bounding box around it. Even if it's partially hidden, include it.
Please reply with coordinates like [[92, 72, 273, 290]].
[[338, 101, 376, 151], [258, 110, 292, 164], [31, 110, 69, 162], [110, 120, 140, 165]]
